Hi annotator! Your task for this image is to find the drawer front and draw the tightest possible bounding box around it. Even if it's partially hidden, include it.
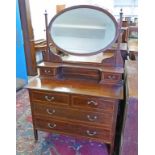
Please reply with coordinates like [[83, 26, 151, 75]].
[[35, 118, 111, 142], [39, 67, 56, 76], [71, 95, 115, 112], [103, 72, 122, 82], [33, 103, 113, 127], [30, 91, 69, 105]]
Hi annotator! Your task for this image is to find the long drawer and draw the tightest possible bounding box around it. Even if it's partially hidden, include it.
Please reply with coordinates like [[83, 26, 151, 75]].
[[29, 90, 70, 105], [33, 103, 113, 127], [71, 95, 116, 112], [35, 118, 111, 143]]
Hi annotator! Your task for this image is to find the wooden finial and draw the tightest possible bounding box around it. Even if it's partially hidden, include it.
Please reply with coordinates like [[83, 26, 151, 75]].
[[44, 10, 50, 61]]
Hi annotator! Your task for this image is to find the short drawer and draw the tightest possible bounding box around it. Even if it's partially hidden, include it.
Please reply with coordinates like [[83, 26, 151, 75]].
[[103, 72, 122, 83], [29, 90, 69, 105], [33, 103, 113, 127], [71, 95, 115, 112], [35, 118, 111, 143], [39, 67, 56, 76]]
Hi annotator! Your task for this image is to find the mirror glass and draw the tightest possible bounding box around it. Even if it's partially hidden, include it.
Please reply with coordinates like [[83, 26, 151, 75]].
[[49, 6, 118, 55]]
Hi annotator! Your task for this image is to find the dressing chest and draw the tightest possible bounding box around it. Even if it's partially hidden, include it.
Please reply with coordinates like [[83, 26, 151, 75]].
[[27, 5, 124, 155]]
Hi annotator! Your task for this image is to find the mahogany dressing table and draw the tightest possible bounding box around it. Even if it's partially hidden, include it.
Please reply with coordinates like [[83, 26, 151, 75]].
[[27, 5, 124, 155]]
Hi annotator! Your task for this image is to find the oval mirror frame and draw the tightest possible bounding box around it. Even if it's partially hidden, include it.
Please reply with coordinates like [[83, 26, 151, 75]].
[[48, 5, 119, 56]]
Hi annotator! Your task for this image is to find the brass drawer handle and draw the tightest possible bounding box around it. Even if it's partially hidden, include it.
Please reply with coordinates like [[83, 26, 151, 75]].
[[87, 100, 98, 106], [86, 130, 96, 136], [87, 115, 97, 121], [108, 75, 116, 80], [46, 109, 55, 115], [45, 96, 55, 102], [48, 123, 56, 129]]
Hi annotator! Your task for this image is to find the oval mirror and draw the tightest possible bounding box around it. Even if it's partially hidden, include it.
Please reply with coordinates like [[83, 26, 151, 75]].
[[48, 5, 119, 55]]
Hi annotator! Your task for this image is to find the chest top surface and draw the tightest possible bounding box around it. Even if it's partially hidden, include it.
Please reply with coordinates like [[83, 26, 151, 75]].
[[27, 77, 123, 100]]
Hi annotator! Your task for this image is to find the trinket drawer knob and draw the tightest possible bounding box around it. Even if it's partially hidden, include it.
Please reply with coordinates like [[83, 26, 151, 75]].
[[44, 70, 51, 73], [108, 75, 116, 79]]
